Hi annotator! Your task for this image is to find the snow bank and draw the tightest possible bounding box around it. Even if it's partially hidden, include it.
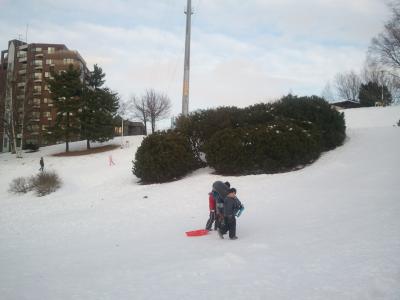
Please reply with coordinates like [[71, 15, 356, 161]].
[[0, 107, 399, 300]]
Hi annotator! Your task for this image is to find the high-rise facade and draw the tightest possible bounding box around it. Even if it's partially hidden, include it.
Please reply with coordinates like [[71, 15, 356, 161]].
[[0, 39, 88, 152]]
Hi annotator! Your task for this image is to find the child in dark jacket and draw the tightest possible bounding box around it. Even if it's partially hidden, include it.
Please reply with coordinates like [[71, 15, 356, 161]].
[[218, 188, 243, 240], [205, 192, 217, 231]]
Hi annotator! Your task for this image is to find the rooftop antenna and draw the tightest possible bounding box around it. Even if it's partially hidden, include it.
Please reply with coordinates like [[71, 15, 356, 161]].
[[182, 0, 193, 116]]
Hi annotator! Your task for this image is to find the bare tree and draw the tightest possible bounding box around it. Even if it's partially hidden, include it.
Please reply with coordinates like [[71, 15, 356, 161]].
[[362, 62, 400, 104], [143, 89, 171, 134], [333, 71, 361, 101], [370, 2, 400, 71], [132, 95, 148, 135], [321, 81, 336, 103]]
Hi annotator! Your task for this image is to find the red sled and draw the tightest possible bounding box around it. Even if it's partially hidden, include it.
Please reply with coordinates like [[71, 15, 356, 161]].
[[185, 229, 209, 237]]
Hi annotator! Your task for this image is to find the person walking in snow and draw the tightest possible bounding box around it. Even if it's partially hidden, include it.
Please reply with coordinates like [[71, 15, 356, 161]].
[[108, 155, 115, 166], [218, 187, 243, 240], [39, 157, 44, 172], [205, 191, 217, 231]]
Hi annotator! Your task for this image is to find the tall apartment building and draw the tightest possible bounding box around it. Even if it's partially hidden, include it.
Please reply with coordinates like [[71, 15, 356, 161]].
[[0, 39, 88, 153]]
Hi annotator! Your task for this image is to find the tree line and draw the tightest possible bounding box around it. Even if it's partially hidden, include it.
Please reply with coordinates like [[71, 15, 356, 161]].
[[322, 1, 400, 106], [47, 64, 119, 152], [48, 65, 172, 152], [118, 89, 171, 136]]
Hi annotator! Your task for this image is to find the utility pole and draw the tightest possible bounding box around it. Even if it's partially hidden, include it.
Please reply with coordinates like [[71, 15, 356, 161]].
[[182, 0, 193, 116]]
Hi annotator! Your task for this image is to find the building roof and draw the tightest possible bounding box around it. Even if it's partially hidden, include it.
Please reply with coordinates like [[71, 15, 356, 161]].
[[331, 100, 361, 109]]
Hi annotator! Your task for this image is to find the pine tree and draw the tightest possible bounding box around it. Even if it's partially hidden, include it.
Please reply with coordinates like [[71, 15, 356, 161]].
[[48, 65, 83, 152], [359, 81, 392, 107], [81, 64, 119, 149]]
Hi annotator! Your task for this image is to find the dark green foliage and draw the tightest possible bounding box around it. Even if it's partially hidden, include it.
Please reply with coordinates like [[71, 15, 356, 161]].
[[359, 81, 392, 107], [175, 104, 276, 160], [81, 65, 119, 149], [175, 106, 241, 153], [273, 95, 346, 150], [133, 131, 199, 183], [138, 94, 346, 180], [47, 65, 83, 152], [205, 122, 321, 175], [81, 88, 119, 147]]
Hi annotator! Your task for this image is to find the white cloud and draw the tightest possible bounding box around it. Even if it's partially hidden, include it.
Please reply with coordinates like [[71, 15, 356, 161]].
[[0, 0, 391, 119]]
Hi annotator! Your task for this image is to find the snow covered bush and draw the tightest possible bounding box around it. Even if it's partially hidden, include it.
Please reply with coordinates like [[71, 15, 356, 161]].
[[133, 131, 199, 183], [205, 122, 321, 175], [273, 95, 346, 150], [8, 177, 32, 194], [30, 171, 62, 197]]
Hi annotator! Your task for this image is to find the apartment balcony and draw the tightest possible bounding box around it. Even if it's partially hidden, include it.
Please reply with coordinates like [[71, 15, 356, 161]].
[[17, 95, 25, 100], [18, 69, 26, 75], [35, 65, 43, 70], [19, 44, 28, 50], [33, 91, 42, 96], [34, 78, 42, 83], [17, 82, 26, 88], [35, 53, 44, 58], [18, 56, 27, 63]]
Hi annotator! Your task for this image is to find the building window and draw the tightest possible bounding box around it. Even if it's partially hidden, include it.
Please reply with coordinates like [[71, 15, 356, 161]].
[[46, 59, 53, 65], [63, 58, 74, 65], [48, 47, 55, 54], [43, 112, 51, 117], [35, 48, 42, 52], [34, 73, 42, 80]]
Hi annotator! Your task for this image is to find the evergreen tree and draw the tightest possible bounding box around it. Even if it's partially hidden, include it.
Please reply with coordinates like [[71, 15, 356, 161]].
[[48, 65, 83, 152], [81, 64, 119, 149], [359, 81, 392, 107]]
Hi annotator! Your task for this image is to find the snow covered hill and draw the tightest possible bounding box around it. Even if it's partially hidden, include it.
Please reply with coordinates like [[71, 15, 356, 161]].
[[0, 106, 399, 300]]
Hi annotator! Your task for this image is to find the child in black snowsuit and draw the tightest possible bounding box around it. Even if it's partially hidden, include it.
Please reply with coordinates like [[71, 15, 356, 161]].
[[218, 188, 243, 240], [39, 157, 44, 172]]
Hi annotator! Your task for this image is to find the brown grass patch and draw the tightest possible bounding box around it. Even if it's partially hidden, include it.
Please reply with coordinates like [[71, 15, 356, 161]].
[[53, 144, 120, 157]]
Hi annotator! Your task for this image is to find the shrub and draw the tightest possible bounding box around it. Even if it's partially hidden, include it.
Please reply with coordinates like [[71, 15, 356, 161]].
[[8, 177, 32, 194], [273, 95, 346, 150], [133, 131, 199, 183], [175, 106, 241, 155], [204, 122, 321, 175], [23, 143, 39, 152], [30, 171, 62, 197]]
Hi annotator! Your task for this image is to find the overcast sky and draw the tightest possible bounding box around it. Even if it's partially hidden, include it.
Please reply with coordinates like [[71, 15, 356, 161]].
[[0, 0, 391, 122]]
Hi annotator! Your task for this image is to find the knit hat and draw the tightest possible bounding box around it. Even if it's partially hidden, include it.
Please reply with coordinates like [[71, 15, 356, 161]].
[[228, 188, 236, 194]]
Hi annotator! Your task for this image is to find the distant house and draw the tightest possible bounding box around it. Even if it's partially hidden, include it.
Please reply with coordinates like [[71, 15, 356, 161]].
[[331, 100, 361, 110], [114, 117, 146, 136]]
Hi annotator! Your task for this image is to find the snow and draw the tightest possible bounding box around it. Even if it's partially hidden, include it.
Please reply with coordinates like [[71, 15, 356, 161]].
[[1, 106, 400, 300]]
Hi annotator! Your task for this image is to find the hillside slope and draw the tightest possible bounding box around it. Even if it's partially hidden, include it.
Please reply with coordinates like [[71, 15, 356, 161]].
[[0, 106, 399, 300]]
